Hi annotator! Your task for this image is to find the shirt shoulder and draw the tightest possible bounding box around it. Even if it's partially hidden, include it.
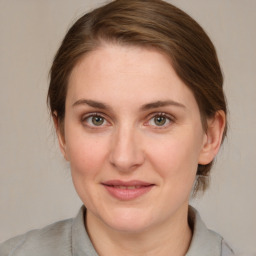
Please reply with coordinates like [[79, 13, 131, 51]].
[[221, 239, 235, 256], [186, 206, 234, 256], [0, 218, 73, 256]]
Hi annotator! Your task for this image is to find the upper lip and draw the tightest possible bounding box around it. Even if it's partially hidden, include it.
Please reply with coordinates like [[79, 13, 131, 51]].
[[101, 180, 153, 187]]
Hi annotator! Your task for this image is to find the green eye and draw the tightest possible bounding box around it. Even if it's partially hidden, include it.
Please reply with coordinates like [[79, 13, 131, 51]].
[[154, 116, 167, 126], [91, 116, 105, 126], [83, 114, 107, 127], [148, 114, 172, 128]]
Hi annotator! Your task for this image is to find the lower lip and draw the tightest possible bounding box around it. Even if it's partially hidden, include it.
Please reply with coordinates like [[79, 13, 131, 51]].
[[103, 185, 154, 201]]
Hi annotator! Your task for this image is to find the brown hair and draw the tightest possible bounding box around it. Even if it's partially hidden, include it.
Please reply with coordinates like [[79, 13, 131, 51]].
[[48, 0, 227, 193]]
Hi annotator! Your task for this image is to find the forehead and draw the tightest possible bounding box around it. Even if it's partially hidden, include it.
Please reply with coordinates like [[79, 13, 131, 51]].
[[67, 44, 198, 111]]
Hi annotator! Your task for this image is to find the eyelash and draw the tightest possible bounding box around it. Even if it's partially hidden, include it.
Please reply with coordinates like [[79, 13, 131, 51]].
[[81, 112, 174, 129]]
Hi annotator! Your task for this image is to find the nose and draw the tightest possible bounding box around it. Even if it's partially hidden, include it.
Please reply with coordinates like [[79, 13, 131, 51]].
[[109, 125, 145, 172]]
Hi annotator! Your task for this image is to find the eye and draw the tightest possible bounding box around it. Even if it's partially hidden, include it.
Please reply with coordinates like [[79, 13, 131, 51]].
[[82, 113, 108, 127], [147, 113, 173, 128]]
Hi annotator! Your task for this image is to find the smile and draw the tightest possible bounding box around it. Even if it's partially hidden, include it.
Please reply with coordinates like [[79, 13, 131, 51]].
[[110, 185, 143, 189], [101, 180, 154, 200]]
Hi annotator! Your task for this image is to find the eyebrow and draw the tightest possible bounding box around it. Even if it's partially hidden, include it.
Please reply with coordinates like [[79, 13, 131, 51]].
[[72, 99, 186, 111], [72, 99, 111, 110], [140, 100, 186, 111]]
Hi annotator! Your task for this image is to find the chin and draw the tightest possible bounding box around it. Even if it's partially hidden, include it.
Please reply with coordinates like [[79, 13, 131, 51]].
[[101, 207, 156, 233], [108, 219, 152, 234]]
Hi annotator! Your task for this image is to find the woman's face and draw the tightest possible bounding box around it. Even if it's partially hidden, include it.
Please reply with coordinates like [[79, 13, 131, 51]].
[[58, 44, 210, 233]]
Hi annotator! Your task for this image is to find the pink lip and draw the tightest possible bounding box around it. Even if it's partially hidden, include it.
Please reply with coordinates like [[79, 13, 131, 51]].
[[101, 180, 154, 201]]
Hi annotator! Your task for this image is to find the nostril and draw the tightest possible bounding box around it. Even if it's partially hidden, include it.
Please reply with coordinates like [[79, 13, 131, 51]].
[[109, 153, 145, 172]]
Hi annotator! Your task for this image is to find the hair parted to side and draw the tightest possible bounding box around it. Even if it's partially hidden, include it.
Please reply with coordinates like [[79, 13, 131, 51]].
[[47, 0, 227, 194]]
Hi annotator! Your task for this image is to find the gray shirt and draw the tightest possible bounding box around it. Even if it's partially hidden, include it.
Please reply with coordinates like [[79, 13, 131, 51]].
[[0, 206, 234, 256]]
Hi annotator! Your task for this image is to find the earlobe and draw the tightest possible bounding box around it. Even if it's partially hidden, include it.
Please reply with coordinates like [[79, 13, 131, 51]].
[[53, 113, 69, 161], [198, 111, 226, 165]]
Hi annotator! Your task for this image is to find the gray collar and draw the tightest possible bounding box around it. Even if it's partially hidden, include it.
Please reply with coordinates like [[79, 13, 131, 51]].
[[71, 206, 222, 256], [186, 206, 222, 256], [72, 205, 98, 256]]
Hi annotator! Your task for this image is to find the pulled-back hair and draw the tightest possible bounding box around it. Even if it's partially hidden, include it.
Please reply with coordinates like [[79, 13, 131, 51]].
[[48, 0, 227, 193]]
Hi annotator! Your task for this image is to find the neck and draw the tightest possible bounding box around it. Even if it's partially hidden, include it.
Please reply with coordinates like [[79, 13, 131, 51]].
[[85, 205, 192, 256]]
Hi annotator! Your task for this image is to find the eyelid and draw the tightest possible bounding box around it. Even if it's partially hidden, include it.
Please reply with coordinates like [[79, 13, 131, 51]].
[[81, 112, 105, 121]]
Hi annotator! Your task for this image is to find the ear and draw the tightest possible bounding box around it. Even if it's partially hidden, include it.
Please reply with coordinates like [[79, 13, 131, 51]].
[[198, 110, 226, 165], [53, 113, 69, 161]]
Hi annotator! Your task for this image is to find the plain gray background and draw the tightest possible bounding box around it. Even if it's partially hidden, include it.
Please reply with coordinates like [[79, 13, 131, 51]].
[[0, 0, 255, 254]]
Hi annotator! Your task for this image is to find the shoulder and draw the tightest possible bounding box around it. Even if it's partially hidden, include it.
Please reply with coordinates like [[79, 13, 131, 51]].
[[221, 239, 235, 256], [187, 206, 234, 256], [0, 206, 97, 256], [0, 218, 73, 256]]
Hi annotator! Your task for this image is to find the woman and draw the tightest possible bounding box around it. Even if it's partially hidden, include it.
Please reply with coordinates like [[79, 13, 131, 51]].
[[0, 0, 234, 255]]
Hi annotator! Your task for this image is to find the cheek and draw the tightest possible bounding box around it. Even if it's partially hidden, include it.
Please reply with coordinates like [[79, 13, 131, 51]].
[[147, 132, 202, 180], [65, 133, 110, 205], [65, 133, 109, 176]]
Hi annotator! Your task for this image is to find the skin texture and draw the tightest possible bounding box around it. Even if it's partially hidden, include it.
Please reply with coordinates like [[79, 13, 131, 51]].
[[55, 44, 225, 255]]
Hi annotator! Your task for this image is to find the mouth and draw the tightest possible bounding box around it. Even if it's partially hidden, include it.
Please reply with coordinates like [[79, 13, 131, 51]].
[[106, 185, 149, 189], [101, 180, 154, 200]]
